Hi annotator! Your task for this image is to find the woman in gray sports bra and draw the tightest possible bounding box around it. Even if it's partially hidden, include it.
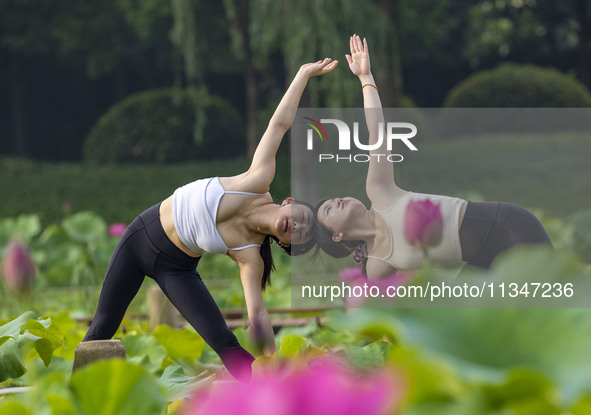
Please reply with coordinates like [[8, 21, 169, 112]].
[[313, 36, 550, 278], [80, 58, 339, 382]]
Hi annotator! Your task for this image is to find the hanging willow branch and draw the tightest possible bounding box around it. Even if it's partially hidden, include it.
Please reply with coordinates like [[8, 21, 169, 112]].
[[169, 0, 207, 144]]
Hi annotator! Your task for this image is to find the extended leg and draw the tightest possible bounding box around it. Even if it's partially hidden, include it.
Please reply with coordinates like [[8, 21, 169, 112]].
[[83, 227, 146, 341], [153, 270, 254, 382]]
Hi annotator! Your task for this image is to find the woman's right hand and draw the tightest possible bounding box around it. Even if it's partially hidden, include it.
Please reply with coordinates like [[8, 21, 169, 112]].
[[299, 57, 339, 79], [346, 34, 371, 78]]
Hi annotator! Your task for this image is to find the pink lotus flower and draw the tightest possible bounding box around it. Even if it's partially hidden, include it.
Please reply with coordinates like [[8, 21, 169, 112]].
[[187, 359, 398, 415], [404, 199, 443, 249], [108, 223, 127, 237], [2, 240, 36, 293]]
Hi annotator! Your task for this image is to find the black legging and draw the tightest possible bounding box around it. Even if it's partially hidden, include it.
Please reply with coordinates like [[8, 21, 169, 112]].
[[82, 203, 254, 382], [459, 201, 552, 269]]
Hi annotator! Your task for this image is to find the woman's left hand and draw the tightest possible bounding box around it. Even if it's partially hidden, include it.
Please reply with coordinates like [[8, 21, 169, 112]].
[[299, 58, 339, 78]]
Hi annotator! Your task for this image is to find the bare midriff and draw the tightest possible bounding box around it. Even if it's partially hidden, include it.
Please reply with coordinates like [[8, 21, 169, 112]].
[[159, 196, 202, 258]]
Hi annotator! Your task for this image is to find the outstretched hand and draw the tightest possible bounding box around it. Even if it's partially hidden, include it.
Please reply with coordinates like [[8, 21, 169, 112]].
[[299, 58, 339, 78], [346, 34, 371, 77]]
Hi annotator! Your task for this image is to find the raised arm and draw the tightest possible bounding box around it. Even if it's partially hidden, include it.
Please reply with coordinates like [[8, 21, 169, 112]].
[[347, 35, 400, 207], [242, 58, 338, 192]]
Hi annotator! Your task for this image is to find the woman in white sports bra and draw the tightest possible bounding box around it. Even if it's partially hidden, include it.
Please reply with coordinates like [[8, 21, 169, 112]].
[[313, 36, 550, 279], [80, 58, 339, 382]]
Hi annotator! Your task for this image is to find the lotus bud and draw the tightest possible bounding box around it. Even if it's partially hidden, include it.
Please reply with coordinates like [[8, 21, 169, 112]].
[[108, 223, 127, 237], [2, 240, 36, 293]]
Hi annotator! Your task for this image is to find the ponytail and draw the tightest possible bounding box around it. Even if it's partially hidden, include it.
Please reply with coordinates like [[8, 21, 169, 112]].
[[259, 235, 276, 291]]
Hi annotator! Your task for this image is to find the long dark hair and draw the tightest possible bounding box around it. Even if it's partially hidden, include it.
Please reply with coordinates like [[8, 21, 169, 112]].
[[311, 198, 367, 271], [259, 235, 276, 291], [258, 200, 318, 291]]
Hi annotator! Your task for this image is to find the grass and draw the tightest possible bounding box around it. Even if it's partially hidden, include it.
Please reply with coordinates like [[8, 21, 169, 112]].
[[1, 157, 291, 225]]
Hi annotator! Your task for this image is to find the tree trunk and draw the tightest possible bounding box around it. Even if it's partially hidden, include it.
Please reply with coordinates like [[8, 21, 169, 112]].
[[171, 47, 184, 88], [10, 53, 29, 158], [377, 0, 401, 107], [239, 0, 259, 158], [244, 56, 259, 159], [114, 56, 128, 101], [139, 50, 156, 89], [226, 0, 259, 159], [576, 0, 591, 88]]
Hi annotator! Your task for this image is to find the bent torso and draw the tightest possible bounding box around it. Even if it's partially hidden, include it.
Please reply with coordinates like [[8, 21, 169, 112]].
[[159, 177, 272, 258]]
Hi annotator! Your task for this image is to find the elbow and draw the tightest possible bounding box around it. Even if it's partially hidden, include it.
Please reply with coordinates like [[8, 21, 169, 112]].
[[268, 119, 290, 134]]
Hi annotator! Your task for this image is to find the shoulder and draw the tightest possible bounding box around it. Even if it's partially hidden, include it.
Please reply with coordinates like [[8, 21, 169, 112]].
[[227, 246, 264, 267], [370, 187, 409, 212], [219, 174, 271, 195]]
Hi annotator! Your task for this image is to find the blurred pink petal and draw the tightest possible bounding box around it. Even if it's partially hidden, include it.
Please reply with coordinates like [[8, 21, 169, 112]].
[[187, 359, 398, 415], [2, 239, 36, 293], [404, 199, 443, 248], [108, 223, 127, 237], [288, 361, 394, 415], [339, 267, 365, 283]]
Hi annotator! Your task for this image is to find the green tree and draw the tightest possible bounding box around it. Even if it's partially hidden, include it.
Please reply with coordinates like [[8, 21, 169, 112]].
[[464, 0, 591, 87], [247, 0, 402, 201], [54, 0, 173, 95], [0, 0, 63, 157], [250, 0, 397, 108], [0, 0, 175, 159]]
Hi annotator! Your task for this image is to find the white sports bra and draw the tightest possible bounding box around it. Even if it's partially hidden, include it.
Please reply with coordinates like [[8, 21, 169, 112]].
[[171, 177, 267, 254]]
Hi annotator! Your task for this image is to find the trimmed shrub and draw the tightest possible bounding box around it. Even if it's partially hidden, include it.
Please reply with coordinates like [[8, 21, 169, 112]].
[[444, 64, 591, 108], [84, 88, 245, 163]]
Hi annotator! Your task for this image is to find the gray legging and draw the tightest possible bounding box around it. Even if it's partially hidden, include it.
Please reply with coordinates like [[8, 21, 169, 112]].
[[459, 201, 552, 269], [82, 203, 254, 382]]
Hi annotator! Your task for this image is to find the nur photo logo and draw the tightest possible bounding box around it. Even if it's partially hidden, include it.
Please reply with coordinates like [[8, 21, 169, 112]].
[[302, 117, 418, 163], [303, 117, 329, 144]]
